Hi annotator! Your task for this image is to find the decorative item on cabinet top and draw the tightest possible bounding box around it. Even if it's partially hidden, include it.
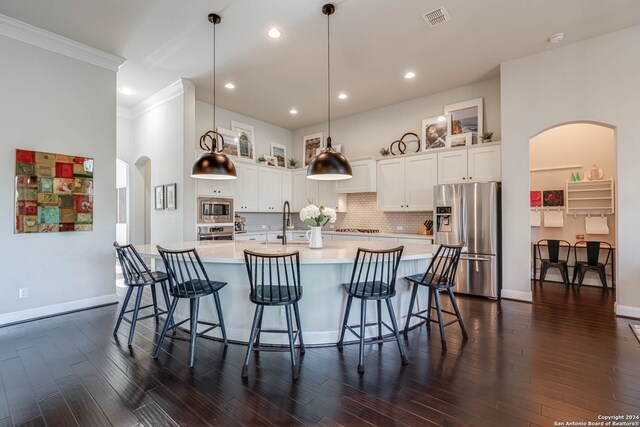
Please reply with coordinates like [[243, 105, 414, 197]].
[[15, 149, 94, 234], [389, 132, 421, 155]]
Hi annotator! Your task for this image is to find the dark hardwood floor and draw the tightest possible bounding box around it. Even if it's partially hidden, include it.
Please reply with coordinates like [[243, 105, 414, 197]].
[[0, 281, 638, 426]]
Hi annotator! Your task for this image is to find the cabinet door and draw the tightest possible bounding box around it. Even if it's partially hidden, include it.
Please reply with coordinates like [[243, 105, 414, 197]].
[[304, 177, 319, 206], [405, 154, 438, 211], [318, 181, 339, 211], [468, 145, 501, 182], [336, 159, 376, 193], [240, 164, 259, 211], [377, 158, 406, 211], [258, 168, 271, 212], [437, 150, 468, 184], [282, 171, 293, 206], [270, 169, 283, 211], [292, 170, 306, 211]]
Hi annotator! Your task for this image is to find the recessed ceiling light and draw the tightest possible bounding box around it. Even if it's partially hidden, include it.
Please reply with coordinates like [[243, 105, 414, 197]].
[[268, 27, 282, 39], [119, 87, 135, 95], [338, 93, 348, 100], [289, 109, 298, 115], [549, 32, 565, 43], [437, 116, 446, 122], [404, 72, 416, 79], [225, 83, 235, 89]]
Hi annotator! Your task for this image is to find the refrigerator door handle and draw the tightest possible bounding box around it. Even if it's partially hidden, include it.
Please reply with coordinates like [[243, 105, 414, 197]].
[[459, 255, 492, 262]]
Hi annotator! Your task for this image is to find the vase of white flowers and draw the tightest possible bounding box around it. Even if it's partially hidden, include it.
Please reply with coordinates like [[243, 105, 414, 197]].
[[299, 204, 337, 249]]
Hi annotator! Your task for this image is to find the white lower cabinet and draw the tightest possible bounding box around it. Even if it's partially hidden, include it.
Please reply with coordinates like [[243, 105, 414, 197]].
[[377, 153, 437, 212], [330, 234, 369, 242]]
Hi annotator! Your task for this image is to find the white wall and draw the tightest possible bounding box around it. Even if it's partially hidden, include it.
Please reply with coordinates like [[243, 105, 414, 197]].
[[0, 36, 118, 321], [292, 78, 500, 160], [501, 25, 640, 316], [195, 100, 294, 163], [530, 123, 616, 243]]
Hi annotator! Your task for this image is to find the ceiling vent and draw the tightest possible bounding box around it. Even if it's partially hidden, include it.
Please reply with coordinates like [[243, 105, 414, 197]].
[[423, 6, 450, 28]]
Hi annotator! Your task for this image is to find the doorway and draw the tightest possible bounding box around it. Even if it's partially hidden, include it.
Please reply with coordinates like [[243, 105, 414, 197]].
[[529, 123, 616, 302]]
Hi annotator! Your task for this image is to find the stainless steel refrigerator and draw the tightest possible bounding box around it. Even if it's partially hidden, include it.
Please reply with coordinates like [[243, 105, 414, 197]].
[[434, 182, 501, 299]]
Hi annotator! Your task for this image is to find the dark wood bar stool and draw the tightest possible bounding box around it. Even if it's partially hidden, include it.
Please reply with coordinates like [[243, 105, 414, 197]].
[[537, 239, 571, 286], [403, 244, 467, 352], [154, 246, 228, 368], [113, 242, 172, 347], [572, 241, 612, 291], [242, 250, 304, 380], [337, 246, 408, 374]]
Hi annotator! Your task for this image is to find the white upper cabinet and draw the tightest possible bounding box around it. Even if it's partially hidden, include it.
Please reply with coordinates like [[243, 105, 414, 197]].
[[236, 163, 259, 212], [437, 150, 468, 184], [282, 170, 293, 205], [292, 170, 306, 211], [467, 145, 501, 183], [196, 175, 236, 196], [405, 154, 438, 211], [377, 157, 406, 212], [318, 181, 347, 212], [377, 153, 437, 212], [336, 159, 376, 193], [258, 168, 283, 212]]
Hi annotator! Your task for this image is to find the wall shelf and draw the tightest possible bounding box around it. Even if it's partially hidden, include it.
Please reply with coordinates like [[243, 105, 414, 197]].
[[565, 179, 614, 214]]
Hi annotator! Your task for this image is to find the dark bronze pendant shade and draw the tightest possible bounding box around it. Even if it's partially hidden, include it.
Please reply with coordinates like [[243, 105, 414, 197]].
[[191, 13, 237, 180], [307, 3, 352, 181]]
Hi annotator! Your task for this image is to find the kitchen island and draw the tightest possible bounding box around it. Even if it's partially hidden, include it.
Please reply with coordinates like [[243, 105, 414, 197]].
[[136, 240, 439, 346]]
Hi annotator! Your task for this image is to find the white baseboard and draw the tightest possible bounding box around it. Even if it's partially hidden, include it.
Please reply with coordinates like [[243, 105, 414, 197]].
[[501, 289, 533, 302], [616, 304, 640, 319], [0, 293, 119, 327]]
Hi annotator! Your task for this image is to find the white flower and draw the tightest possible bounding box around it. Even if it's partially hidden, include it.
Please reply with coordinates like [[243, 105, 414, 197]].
[[300, 204, 321, 221], [322, 206, 337, 223]]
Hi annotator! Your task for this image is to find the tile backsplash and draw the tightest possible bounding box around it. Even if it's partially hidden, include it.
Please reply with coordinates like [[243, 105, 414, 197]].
[[240, 193, 432, 234]]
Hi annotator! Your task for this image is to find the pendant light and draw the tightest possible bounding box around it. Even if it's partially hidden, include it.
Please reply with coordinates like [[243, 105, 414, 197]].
[[307, 3, 352, 181], [191, 13, 237, 180]]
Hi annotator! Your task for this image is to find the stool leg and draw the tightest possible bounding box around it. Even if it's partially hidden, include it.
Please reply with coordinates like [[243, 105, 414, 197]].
[[597, 266, 608, 292], [242, 305, 263, 378], [377, 300, 383, 348], [433, 289, 447, 351], [150, 283, 159, 320], [293, 302, 305, 354], [403, 283, 418, 335], [113, 286, 134, 337], [426, 287, 433, 332], [572, 265, 579, 285], [337, 295, 353, 351], [188, 298, 200, 368], [447, 288, 468, 340], [358, 299, 367, 374], [284, 305, 299, 380], [154, 297, 179, 359], [128, 287, 145, 347], [386, 299, 409, 365], [159, 281, 175, 331], [213, 292, 228, 346], [578, 266, 587, 287], [254, 304, 264, 350], [539, 264, 549, 285], [561, 265, 570, 287]]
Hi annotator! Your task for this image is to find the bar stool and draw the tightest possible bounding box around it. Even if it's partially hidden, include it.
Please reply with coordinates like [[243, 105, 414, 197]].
[[572, 241, 612, 292], [403, 244, 467, 352], [153, 246, 228, 368], [337, 246, 408, 374], [242, 250, 304, 380], [537, 239, 571, 286], [113, 242, 172, 347]]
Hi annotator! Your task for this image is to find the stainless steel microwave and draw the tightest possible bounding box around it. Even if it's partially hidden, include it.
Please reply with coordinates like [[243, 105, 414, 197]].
[[198, 197, 233, 224]]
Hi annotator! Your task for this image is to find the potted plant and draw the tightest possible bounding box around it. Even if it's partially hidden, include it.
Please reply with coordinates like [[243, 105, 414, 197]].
[[481, 131, 494, 143], [299, 204, 337, 249], [257, 155, 266, 164], [380, 147, 391, 157], [288, 158, 299, 169]]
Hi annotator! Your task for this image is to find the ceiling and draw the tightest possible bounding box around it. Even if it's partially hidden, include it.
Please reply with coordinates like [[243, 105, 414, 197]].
[[2, 0, 640, 129]]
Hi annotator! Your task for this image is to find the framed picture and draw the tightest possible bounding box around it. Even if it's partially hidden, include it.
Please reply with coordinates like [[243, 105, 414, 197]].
[[303, 132, 323, 166], [446, 132, 472, 148], [422, 116, 450, 150], [316, 144, 342, 156], [270, 142, 287, 168], [231, 121, 255, 160], [265, 155, 277, 167], [444, 98, 483, 145], [155, 185, 165, 210], [530, 191, 542, 207], [166, 183, 177, 210], [217, 127, 239, 157], [543, 190, 564, 207]]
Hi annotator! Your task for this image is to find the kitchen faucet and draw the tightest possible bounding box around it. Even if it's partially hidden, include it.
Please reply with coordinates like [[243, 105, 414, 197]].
[[282, 201, 290, 245]]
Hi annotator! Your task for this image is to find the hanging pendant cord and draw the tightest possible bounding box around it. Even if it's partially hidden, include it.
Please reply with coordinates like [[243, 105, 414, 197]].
[[326, 9, 331, 148], [212, 20, 217, 152]]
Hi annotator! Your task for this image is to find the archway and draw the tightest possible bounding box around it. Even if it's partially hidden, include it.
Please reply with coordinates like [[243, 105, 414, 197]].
[[529, 122, 617, 304]]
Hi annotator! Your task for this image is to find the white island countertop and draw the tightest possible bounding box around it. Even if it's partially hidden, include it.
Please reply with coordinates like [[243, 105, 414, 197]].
[[135, 240, 440, 265]]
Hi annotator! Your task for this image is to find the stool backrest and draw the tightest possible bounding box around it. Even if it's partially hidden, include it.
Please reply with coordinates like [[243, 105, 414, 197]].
[[420, 244, 463, 286], [537, 239, 570, 263], [114, 242, 152, 286], [346, 246, 404, 297], [156, 246, 212, 294], [574, 241, 612, 266], [244, 250, 301, 303]]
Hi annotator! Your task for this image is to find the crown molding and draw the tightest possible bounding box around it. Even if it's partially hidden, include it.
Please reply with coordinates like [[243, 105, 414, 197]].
[[0, 13, 125, 71], [129, 79, 192, 119]]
